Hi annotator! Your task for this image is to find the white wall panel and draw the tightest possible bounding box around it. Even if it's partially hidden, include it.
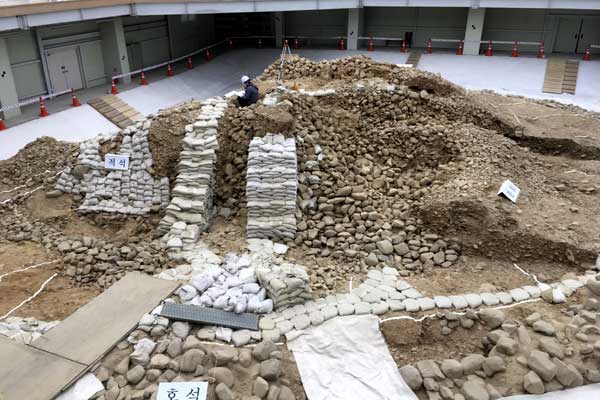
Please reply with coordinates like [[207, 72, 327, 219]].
[[80, 6, 131, 21], [285, 9, 347, 43], [25, 11, 82, 27], [482, 8, 550, 52], [0, 17, 19, 31]]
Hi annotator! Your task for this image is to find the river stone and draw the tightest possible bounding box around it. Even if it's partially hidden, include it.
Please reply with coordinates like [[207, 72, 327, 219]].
[[416, 360, 445, 380], [524, 371, 545, 394], [260, 359, 281, 381], [180, 349, 205, 373], [253, 340, 277, 361], [483, 356, 505, 377], [253, 377, 269, 398], [461, 355, 485, 375], [441, 359, 463, 379], [462, 381, 489, 400], [215, 382, 234, 400], [171, 322, 190, 339], [399, 365, 423, 390], [528, 350, 557, 382], [208, 367, 235, 388], [533, 321, 556, 336], [126, 365, 145, 384], [478, 309, 505, 329], [539, 337, 565, 359]]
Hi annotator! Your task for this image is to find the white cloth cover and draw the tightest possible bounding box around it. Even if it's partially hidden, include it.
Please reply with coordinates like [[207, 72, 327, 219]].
[[287, 315, 418, 400], [499, 384, 600, 400]]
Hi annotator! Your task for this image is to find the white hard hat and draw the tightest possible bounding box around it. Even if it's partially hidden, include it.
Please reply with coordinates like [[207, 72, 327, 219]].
[[241, 75, 250, 84]]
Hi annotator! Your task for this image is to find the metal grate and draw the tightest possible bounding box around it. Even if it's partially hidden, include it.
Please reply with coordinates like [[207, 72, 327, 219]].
[[160, 303, 259, 331]]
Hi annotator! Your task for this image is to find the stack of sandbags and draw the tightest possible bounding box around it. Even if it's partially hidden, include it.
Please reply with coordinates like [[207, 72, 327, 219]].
[[55, 120, 169, 215], [256, 263, 313, 309], [158, 97, 227, 234], [246, 133, 297, 240]]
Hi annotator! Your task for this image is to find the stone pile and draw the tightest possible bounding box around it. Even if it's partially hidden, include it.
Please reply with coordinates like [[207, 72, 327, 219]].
[[246, 133, 298, 241], [54, 120, 170, 214], [0, 316, 59, 344], [93, 304, 299, 400], [256, 263, 313, 310], [158, 97, 227, 235]]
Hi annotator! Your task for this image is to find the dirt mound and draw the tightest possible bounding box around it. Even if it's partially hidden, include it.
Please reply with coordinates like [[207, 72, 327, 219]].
[[148, 101, 203, 182], [0, 137, 77, 188]]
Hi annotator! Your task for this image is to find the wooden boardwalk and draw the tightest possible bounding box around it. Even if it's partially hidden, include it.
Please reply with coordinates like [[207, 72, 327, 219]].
[[88, 95, 144, 129], [543, 58, 580, 95], [0, 272, 179, 400]]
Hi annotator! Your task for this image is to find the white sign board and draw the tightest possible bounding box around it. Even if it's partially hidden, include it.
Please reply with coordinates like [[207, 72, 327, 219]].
[[497, 180, 520, 203], [104, 153, 130, 170], [157, 382, 208, 400]]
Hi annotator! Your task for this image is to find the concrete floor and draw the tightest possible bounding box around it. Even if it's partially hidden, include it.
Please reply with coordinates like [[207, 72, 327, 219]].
[[1, 47, 599, 160]]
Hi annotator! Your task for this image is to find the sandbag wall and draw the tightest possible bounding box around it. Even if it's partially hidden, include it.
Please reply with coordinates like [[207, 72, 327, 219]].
[[55, 120, 170, 214], [246, 134, 298, 241], [158, 97, 227, 240]]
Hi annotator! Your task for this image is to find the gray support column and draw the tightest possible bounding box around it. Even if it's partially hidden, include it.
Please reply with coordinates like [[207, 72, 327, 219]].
[[464, 8, 485, 55], [100, 18, 131, 85], [0, 37, 21, 119], [274, 12, 284, 48], [347, 8, 364, 51]]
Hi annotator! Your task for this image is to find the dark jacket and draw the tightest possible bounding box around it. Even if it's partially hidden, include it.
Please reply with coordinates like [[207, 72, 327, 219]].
[[239, 83, 259, 106]]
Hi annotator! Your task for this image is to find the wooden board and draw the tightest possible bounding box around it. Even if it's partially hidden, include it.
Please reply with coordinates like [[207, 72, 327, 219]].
[[0, 336, 86, 400], [31, 272, 179, 365]]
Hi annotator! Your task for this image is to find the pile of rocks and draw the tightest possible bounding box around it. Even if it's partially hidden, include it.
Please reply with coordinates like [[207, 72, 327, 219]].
[[0, 316, 59, 344], [94, 305, 299, 400], [54, 120, 170, 214], [158, 97, 227, 235], [256, 262, 313, 310], [246, 133, 298, 241]]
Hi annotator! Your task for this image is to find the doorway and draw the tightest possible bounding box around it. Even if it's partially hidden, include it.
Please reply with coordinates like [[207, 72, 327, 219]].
[[46, 47, 84, 93], [554, 16, 600, 54]]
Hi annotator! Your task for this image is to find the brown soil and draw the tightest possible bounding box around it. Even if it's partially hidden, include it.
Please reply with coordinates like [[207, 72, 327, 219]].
[[0, 241, 99, 321], [148, 102, 202, 183]]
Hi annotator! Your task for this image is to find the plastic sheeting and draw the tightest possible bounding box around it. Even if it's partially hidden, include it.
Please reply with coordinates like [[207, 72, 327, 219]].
[[287, 315, 418, 400], [55, 373, 104, 400], [499, 384, 600, 400]]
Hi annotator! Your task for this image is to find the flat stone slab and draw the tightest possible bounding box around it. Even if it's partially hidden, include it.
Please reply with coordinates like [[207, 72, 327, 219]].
[[31, 272, 179, 365], [0, 336, 87, 400]]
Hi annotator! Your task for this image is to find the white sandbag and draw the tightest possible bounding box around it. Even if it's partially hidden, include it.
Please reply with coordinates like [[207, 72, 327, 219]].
[[242, 283, 261, 294], [216, 327, 233, 343], [133, 338, 156, 355], [257, 288, 267, 302], [236, 254, 252, 269], [239, 267, 257, 284], [246, 295, 261, 313], [213, 295, 229, 309], [225, 276, 243, 288], [177, 285, 198, 302], [191, 274, 214, 293], [232, 296, 247, 314], [223, 253, 240, 274], [199, 294, 213, 307], [258, 299, 273, 314], [205, 286, 226, 300], [552, 288, 567, 303]]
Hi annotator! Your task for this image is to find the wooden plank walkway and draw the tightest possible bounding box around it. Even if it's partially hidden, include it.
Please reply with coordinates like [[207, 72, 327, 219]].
[[542, 58, 580, 95], [406, 52, 422, 68], [88, 95, 144, 129], [0, 273, 179, 400], [31, 272, 178, 365], [0, 336, 86, 400]]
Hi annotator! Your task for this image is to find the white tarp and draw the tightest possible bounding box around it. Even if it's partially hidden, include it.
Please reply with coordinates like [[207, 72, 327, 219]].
[[287, 315, 418, 400], [55, 373, 104, 400], [500, 384, 600, 400]]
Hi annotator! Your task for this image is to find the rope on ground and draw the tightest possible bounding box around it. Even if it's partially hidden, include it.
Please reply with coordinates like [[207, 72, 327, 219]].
[[379, 298, 542, 324], [0, 273, 57, 321], [0, 185, 44, 206], [0, 260, 60, 283]]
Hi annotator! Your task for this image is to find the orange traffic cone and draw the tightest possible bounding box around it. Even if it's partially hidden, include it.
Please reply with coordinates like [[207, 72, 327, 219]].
[[39, 97, 49, 117], [258, 38, 262, 49], [111, 79, 118, 94], [205, 49, 212, 61], [0, 118, 7, 131], [294, 37, 299, 49], [339, 38, 345, 51], [457, 40, 464, 55], [485, 41, 493, 56], [140, 71, 148, 85], [511, 41, 519, 57], [187, 57, 193, 69], [426, 38, 432, 54], [537, 41, 545, 59], [583, 47, 591, 61], [71, 89, 80, 107], [401, 40, 407, 53], [167, 64, 173, 77], [228, 38, 234, 48], [368, 37, 374, 51]]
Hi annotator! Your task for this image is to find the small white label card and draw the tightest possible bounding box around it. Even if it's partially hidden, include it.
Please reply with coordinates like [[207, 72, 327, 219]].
[[497, 180, 520, 203]]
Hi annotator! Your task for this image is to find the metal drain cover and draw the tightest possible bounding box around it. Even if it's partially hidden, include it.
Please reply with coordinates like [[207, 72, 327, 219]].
[[160, 302, 259, 331]]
